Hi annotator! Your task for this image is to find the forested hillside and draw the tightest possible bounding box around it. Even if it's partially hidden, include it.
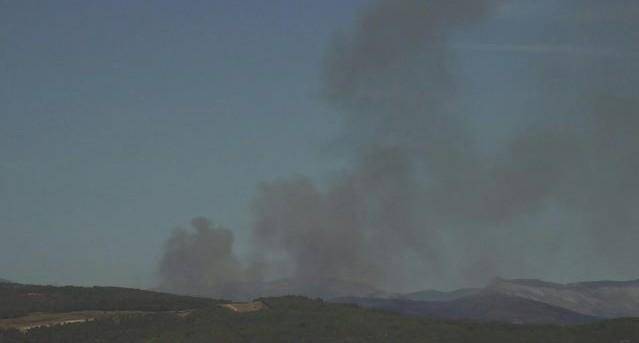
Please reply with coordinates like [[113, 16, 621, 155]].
[[2, 294, 639, 342], [0, 283, 218, 319]]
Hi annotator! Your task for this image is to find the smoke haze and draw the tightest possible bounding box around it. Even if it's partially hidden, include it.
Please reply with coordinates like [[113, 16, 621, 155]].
[[159, 0, 639, 297]]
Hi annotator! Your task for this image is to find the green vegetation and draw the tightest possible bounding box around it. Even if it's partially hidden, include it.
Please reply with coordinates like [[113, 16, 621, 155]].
[[1, 295, 639, 342], [0, 283, 218, 319]]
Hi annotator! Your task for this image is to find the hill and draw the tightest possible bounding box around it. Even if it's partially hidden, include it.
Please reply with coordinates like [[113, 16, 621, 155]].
[[1, 295, 639, 342], [244, 277, 389, 299], [332, 293, 597, 325], [488, 278, 639, 318], [0, 282, 219, 319], [163, 277, 390, 301], [332, 277, 639, 324], [398, 288, 481, 302]]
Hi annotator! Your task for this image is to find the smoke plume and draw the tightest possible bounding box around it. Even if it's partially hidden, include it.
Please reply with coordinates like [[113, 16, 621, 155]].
[[158, 218, 261, 297], [159, 0, 639, 297]]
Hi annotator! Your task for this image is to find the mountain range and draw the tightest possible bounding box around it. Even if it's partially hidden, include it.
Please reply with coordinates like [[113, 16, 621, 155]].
[[13, 275, 639, 325], [330, 277, 639, 325], [487, 277, 639, 318], [3, 284, 639, 342], [201, 277, 388, 301], [398, 288, 481, 302], [162, 276, 639, 325]]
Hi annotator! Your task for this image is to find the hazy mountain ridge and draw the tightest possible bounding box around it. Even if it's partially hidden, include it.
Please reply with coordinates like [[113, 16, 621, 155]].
[[329, 277, 639, 324], [488, 278, 639, 318], [397, 288, 481, 302], [164, 276, 639, 323], [161, 277, 391, 301], [332, 293, 598, 325], [253, 277, 389, 299]]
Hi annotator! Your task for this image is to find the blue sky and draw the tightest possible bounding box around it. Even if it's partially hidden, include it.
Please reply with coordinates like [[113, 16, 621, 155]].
[[1, 0, 368, 287], [1, 0, 637, 288]]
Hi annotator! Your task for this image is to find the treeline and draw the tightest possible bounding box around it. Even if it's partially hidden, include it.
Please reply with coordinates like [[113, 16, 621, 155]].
[[0, 283, 218, 319], [2, 296, 639, 342]]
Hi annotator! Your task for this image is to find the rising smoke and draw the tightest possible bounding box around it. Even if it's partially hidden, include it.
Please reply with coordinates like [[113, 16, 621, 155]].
[[159, 0, 639, 297], [158, 217, 262, 297]]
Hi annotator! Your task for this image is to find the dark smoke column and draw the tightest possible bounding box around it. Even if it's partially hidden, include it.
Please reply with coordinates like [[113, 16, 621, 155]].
[[158, 218, 260, 298], [250, 0, 502, 291]]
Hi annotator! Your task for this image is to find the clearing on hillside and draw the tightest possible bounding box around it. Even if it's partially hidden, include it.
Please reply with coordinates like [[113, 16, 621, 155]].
[[0, 311, 144, 332], [221, 301, 267, 313]]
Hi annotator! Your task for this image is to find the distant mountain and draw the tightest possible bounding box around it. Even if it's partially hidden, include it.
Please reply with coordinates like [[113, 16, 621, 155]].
[[398, 288, 481, 302], [333, 277, 639, 324], [488, 278, 639, 318], [0, 278, 13, 284], [159, 277, 392, 301], [333, 292, 598, 325], [225, 277, 389, 300], [160, 275, 639, 324]]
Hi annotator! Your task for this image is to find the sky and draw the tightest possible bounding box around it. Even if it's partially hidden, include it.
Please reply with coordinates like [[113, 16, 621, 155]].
[[1, 0, 367, 288], [1, 0, 638, 291]]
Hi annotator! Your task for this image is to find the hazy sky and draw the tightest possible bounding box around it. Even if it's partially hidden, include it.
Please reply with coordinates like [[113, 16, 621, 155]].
[[1, 0, 637, 289]]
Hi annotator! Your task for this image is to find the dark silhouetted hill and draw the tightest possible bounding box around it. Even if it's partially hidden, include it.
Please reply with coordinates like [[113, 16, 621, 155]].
[[333, 292, 598, 325], [398, 288, 481, 302], [488, 277, 639, 318], [0, 282, 219, 319]]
